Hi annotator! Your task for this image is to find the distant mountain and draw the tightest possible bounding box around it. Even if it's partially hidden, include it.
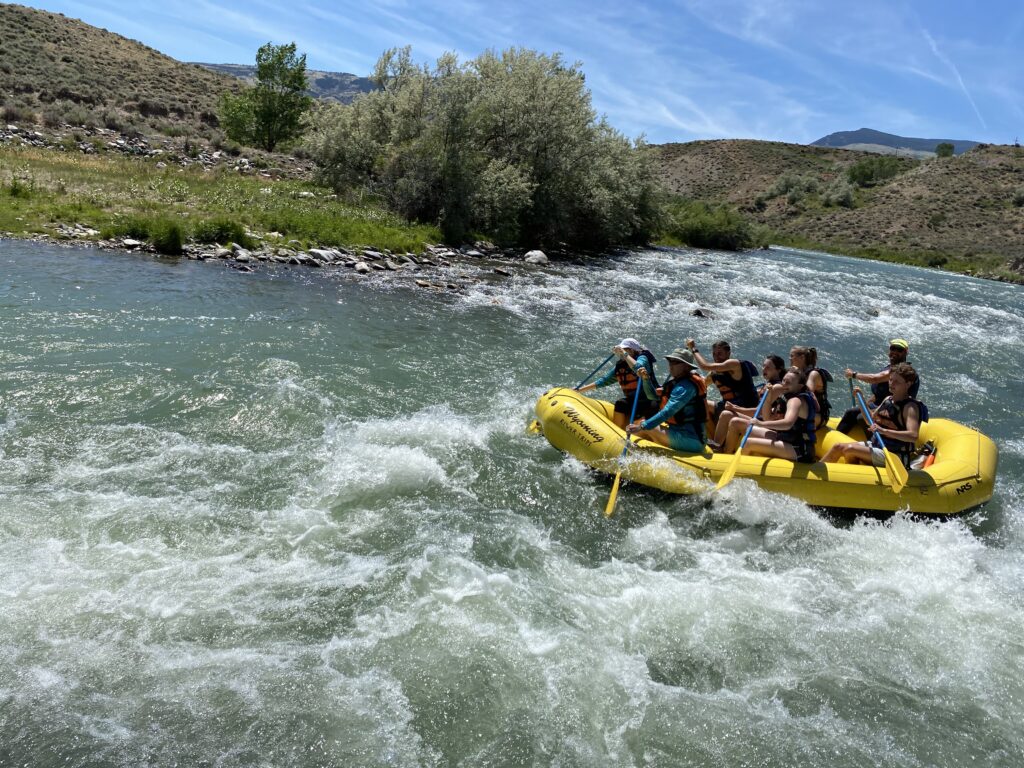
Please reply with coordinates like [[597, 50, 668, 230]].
[[811, 128, 979, 156], [195, 63, 376, 104]]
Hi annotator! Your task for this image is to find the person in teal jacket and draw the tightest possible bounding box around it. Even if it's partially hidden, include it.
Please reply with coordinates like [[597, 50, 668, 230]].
[[626, 348, 707, 453], [577, 338, 660, 428]]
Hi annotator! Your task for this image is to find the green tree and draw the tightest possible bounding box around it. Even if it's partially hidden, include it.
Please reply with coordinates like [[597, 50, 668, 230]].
[[219, 42, 312, 152], [935, 142, 954, 158], [307, 46, 662, 248]]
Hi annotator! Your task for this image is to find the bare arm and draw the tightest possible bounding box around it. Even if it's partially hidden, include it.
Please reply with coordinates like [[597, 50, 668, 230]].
[[753, 396, 802, 432], [844, 367, 889, 385], [869, 403, 921, 444]]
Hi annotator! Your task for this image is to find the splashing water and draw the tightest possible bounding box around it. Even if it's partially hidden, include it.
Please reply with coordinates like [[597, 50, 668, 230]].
[[1, 242, 1022, 766]]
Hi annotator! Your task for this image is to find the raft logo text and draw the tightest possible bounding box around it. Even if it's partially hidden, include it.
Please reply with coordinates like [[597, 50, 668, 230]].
[[561, 406, 605, 445]]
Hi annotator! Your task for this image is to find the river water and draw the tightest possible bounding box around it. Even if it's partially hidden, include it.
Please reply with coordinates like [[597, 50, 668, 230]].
[[1, 240, 1022, 766]]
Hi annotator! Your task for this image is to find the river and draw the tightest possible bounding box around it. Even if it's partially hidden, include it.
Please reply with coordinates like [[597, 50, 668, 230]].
[[1, 240, 1023, 766]]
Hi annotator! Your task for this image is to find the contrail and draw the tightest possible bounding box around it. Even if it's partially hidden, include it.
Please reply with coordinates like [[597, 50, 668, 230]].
[[922, 28, 987, 130]]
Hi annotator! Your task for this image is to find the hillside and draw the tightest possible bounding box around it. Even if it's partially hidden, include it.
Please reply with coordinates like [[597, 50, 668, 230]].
[[812, 128, 978, 156], [651, 139, 1024, 278], [0, 3, 241, 136], [196, 63, 375, 104]]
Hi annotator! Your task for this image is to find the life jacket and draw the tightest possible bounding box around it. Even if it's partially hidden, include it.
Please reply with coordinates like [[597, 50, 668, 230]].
[[874, 396, 929, 464], [659, 371, 707, 436], [810, 367, 833, 426], [777, 390, 818, 463], [871, 364, 921, 403], [711, 360, 759, 407], [614, 349, 658, 397]]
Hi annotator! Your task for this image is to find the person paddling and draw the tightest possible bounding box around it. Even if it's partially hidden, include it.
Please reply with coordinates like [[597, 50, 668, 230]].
[[723, 367, 819, 463], [822, 363, 926, 468], [709, 354, 785, 450], [625, 348, 707, 453], [789, 346, 832, 429], [577, 338, 659, 429], [685, 338, 760, 424], [836, 338, 920, 436]]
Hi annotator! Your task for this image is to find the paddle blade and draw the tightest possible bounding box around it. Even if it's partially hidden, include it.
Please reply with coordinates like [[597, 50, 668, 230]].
[[883, 448, 909, 493], [716, 448, 744, 489], [604, 471, 623, 517]]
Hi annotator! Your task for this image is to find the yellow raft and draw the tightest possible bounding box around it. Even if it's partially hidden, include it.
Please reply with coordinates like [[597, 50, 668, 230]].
[[534, 387, 998, 516]]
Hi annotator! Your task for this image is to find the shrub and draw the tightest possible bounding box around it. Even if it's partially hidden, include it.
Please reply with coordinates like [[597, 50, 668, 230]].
[[150, 219, 184, 255], [847, 156, 909, 187], [822, 177, 856, 208], [1013, 186, 1024, 207], [192, 217, 252, 247], [308, 46, 661, 247], [663, 201, 758, 251], [2, 101, 35, 123], [8, 175, 34, 198]]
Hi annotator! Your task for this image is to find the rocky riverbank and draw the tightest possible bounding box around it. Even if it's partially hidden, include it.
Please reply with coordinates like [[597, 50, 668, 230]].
[[3, 225, 558, 294]]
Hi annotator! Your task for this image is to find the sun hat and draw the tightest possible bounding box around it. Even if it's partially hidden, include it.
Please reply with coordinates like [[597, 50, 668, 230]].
[[889, 339, 909, 350], [618, 338, 642, 352], [664, 348, 697, 367]]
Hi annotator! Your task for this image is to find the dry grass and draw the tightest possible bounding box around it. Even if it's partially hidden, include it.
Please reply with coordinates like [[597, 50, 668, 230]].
[[651, 140, 1024, 282]]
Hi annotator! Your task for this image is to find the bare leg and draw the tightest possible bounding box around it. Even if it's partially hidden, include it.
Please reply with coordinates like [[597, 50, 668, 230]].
[[713, 411, 736, 448], [631, 427, 669, 447], [821, 441, 873, 465], [724, 416, 762, 453], [742, 436, 798, 461]]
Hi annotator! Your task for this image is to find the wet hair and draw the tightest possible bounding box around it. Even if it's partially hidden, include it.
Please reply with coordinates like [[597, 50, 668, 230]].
[[712, 340, 731, 353], [890, 362, 918, 385], [765, 354, 785, 374], [790, 345, 818, 368]]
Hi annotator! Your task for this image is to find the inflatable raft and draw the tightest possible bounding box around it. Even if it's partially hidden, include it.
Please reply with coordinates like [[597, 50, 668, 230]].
[[533, 387, 998, 516]]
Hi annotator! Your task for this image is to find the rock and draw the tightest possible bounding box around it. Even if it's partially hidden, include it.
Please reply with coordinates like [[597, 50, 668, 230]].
[[493, 268, 512, 277], [362, 249, 384, 260], [215, 248, 232, 259], [122, 238, 144, 248], [690, 308, 713, 319], [524, 250, 548, 264], [415, 280, 432, 288], [384, 259, 402, 271], [463, 249, 484, 258], [233, 249, 252, 262], [354, 262, 371, 274], [308, 248, 336, 262]]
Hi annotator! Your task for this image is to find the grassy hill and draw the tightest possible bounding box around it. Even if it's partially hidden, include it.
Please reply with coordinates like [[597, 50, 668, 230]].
[[652, 139, 1024, 281], [0, 3, 241, 138]]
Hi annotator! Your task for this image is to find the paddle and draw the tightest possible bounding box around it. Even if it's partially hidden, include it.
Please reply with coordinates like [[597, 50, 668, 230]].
[[575, 352, 615, 390], [604, 382, 643, 518], [716, 385, 771, 490], [855, 389, 908, 494]]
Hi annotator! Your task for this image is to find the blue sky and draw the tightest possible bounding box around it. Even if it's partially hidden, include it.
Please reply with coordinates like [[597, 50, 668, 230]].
[[20, 0, 1024, 145]]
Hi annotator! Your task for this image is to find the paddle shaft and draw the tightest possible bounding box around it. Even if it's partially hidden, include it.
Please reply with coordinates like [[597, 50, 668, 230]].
[[576, 353, 616, 390], [855, 389, 909, 492], [604, 381, 644, 517], [716, 385, 771, 490]]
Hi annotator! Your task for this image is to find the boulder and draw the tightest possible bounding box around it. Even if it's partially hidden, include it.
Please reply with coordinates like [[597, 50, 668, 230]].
[[354, 262, 371, 274], [524, 250, 548, 264], [308, 248, 336, 262], [122, 238, 144, 248]]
